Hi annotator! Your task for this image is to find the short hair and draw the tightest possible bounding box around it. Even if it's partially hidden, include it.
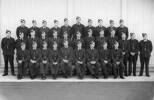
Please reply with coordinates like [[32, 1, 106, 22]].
[[114, 41, 119, 45], [77, 41, 82, 45], [130, 33, 135, 36], [20, 19, 25, 23], [88, 29, 92, 33], [119, 19, 124, 23], [142, 33, 147, 37], [98, 19, 103, 22], [6, 30, 11, 33], [21, 42, 26, 46], [88, 19, 92, 22], [32, 41, 37, 46], [64, 18, 68, 22], [32, 20, 36, 23], [110, 19, 114, 23], [76, 16, 80, 20], [54, 20, 58, 23], [30, 29, 35, 33], [42, 20, 47, 24], [43, 41, 47, 45]]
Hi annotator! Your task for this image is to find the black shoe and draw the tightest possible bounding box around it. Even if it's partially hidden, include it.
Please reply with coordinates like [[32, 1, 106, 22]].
[[17, 75, 22, 80], [114, 76, 117, 79], [133, 74, 136, 76], [30, 75, 35, 79], [146, 75, 150, 77], [78, 75, 83, 79], [139, 74, 143, 76], [120, 76, 125, 79], [53, 75, 57, 79], [104, 76, 108, 79], [2, 73, 8, 76]]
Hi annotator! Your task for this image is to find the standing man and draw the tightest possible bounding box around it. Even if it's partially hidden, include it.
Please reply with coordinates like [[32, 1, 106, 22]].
[[85, 19, 96, 37], [60, 41, 73, 78], [71, 16, 85, 38], [16, 19, 29, 39], [74, 41, 86, 79], [61, 18, 72, 39], [40, 20, 50, 37], [116, 19, 129, 40], [86, 41, 100, 79], [1, 30, 16, 76], [119, 33, 129, 76], [128, 33, 139, 76], [139, 33, 153, 77], [50, 20, 61, 38], [95, 19, 106, 38], [29, 20, 40, 38], [106, 20, 116, 37]]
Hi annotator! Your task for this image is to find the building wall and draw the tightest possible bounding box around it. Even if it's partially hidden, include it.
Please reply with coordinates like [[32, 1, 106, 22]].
[[0, 0, 154, 67]]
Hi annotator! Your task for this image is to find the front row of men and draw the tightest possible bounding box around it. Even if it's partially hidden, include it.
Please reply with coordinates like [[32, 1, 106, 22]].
[[1, 30, 153, 80]]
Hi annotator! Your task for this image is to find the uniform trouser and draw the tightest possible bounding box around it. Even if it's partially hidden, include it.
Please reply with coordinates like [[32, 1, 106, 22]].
[[123, 54, 129, 76], [101, 62, 112, 78], [87, 62, 100, 76], [29, 62, 40, 76], [112, 62, 124, 77], [139, 56, 150, 76], [50, 63, 60, 76], [40, 62, 49, 75], [75, 62, 86, 77], [128, 54, 138, 76], [3, 55, 15, 74], [17, 61, 28, 76], [61, 61, 73, 77]]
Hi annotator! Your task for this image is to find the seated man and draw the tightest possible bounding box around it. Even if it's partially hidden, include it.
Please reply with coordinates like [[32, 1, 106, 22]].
[[40, 41, 50, 80], [87, 41, 100, 79], [49, 42, 60, 79], [60, 40, 73, 78], [111, 41, 125, 79], [99, 42, 112, 78], [29, 41, 41, 79], [16, 42, 30, 79], [74, 41, 86, 79]]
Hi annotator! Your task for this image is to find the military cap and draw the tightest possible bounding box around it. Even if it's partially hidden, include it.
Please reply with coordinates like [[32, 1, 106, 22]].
[[88, 19, 92, 22], [98, 19, 103, 22], [110, 19, 114, 23], [64, 18, 68, 22], [54, 20, 58, 23]]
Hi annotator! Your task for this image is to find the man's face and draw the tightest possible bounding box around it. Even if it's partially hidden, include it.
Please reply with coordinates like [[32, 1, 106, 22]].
[[111, 30, 115, 36], [64, 20, 68, 25], [131, 34, 135, 39], [122, 33, 126, 39], [90, 43, 95, 49], [41, 32, 46, 38], [77, 43, 82, 48], [88, 30, 92, 36], [76, 32, 81, 38], [33, 43, 37, 49], [88, 21, 93, 26], [43, 43, 47, 48], [99, 21, 103, 25], [43, 22, 47, 27], [53, 32, 58, 37], [54, 22, 59, 26], [19, 33, 24, 39], [114, 43, 119, 49], [100, 30, 104, 36], [143, 35, 147, 40], [64, 33, 68, 38], [64, 41, 68, 47], [103, 43, 107, 49], [31, 31, 35, 37], [21, 22, 25, 26], [76, 18, 81, 23], [53, 43, 57, 49], [120, 21, 124, 26], [6, 32, 11, 37], [110, 22, 114, 27], [32, 22, 37, 26], [21, 44, 26, 50]]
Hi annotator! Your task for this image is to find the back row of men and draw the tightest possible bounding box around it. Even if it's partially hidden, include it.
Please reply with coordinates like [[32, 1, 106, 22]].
[[1, 17, 153, 80]]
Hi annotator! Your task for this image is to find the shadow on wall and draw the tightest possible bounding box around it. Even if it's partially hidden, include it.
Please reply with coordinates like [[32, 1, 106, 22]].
[[0, 82, 154, 100]]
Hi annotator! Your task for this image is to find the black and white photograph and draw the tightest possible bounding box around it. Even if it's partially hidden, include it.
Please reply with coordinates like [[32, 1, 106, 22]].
[[0, 0, 154, 100]]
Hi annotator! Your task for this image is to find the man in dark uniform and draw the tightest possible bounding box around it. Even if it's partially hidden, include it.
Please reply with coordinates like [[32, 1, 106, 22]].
[[107, 29, 118, 50], [128, 33, 139, 76], [1, 30, 16, 76], [16, 42, 30, 79], [39, 31, 50, 49], [111, 41, 125, 79], [50, 20, 61, 38], [72, 31, 85, 49], [95, 19, 106, 38], [61, 18, 72, 39], [15, 32, 28, 52], [40, 20, 50, 37], [49, 42, 60, 79], [119, 33, 129, 76], [29, 41, 41, 79], [71, 16, 85, 38], [96, 29, 107, 49], [99, 42, 112, 78], [74, 41, 86, 79], [139, 33, 153, 77], [60, 41, 73, 78], [86, 41, 100, 79], [27, 30, 40, 50], [50, 30, 61, 49], [40, 41, 50, 80], [116, 19, 129, 40], [85, 19, 96, 37], [106, 20, 117, 37], [16, 19, 29, 39], [84, 29, 95, 49], [29, 20, 40, 38], [61, 31, 72, 48]]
